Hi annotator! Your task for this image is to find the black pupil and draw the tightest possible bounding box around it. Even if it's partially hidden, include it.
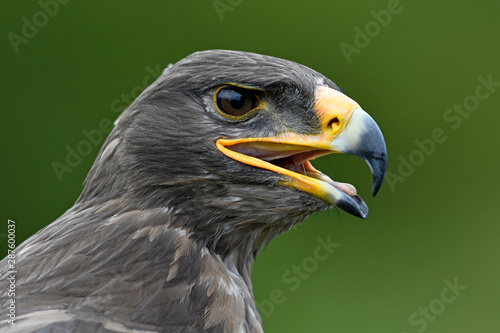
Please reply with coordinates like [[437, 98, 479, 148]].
[[217, 87, 256, 116], [229, 91, 245, 109]]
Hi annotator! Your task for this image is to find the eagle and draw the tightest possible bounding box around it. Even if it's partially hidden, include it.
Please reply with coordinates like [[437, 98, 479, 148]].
[[0, 50, 386, 332]]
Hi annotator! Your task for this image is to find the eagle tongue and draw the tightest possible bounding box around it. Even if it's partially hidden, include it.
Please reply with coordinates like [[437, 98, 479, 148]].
[[303, 161, 357, 197], [330, 181, 357, 196]]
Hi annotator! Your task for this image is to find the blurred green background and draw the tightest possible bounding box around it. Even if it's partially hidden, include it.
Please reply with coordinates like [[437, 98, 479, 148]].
[[1, 0, 499, 332]]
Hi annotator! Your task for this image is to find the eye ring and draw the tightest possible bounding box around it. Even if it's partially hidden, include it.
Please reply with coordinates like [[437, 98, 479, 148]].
[[214, 85, 261, 118]]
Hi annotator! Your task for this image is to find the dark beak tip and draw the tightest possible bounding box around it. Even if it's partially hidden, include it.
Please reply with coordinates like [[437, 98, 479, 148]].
[[371, 164, 386, 196], [372, 184, 383, 197], [364, 153, 387, 197], [337, 194, 369, 219], [349, 109, 387, 200]]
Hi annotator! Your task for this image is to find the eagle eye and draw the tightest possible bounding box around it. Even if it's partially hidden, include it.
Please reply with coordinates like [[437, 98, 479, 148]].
[[215, 86, 259, 117]]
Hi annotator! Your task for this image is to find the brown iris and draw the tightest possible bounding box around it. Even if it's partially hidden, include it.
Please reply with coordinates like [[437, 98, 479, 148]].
[[216, 86, 259, 117]]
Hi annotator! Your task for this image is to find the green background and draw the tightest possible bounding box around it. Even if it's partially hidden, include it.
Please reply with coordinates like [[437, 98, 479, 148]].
[[1, 0, 499, 332]]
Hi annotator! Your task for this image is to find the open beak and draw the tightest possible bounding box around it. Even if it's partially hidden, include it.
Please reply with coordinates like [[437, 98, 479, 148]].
[[216, 86, 387, 218]]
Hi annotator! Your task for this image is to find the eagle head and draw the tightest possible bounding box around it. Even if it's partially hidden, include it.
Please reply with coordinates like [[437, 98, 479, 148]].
[[80, 50, 386, 256]]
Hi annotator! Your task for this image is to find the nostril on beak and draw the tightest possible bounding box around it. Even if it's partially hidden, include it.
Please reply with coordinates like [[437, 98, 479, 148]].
[[326, 117, 340, 135], [329, 117, 339, 127], [315, 86, 360, 137]]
